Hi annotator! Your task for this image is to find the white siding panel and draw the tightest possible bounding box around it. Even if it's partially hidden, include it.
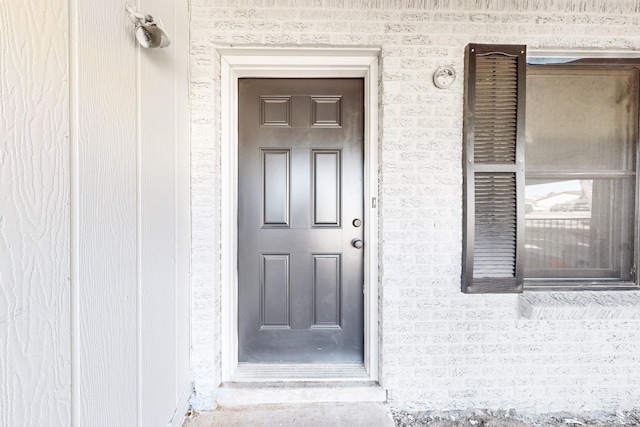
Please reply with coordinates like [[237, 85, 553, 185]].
[[73, 0, 191, 425], [171, 0, 193, 413], [75, 1, 138, 425], [139, 4, 182, 427], [1, 0, 189, 424], [140, 39, 178, 427], [138, 0, 191, 424], [0, 0, 71, 425]]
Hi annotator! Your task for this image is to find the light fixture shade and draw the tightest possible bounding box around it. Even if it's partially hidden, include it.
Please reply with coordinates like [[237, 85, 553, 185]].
[[135, 20, 171, 49]]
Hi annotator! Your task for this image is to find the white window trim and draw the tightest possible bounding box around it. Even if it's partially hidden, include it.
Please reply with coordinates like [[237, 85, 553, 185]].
[[528, 47, 640, 59], [219, 47, 380, 382]]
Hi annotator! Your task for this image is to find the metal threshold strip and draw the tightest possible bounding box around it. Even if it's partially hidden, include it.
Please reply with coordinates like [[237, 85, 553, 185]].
[[231, 363, 369, 382]]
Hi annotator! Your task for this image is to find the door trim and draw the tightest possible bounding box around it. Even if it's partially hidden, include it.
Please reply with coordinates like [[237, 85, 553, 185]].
[[220, 47, 380, 382]]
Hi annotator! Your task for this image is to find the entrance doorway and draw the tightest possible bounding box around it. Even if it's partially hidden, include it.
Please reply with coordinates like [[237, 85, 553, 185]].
[[237, 78, 364, 363], [219, 48, 379, 381]]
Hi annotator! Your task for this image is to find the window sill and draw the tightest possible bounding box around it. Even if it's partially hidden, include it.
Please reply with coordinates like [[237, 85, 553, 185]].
[[518, 291, 640, 320]]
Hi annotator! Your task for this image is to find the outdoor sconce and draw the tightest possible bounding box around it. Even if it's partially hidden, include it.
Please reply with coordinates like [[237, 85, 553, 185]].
[[125, 4, 171, 48], [433, 65, 456, 89]]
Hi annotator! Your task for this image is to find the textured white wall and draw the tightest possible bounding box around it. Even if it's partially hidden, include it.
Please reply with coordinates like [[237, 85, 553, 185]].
[[1, 0, 190, 425], [190, 0, 640, 412], [0, 0, 71, 425], [72, 0, 191, 425], [73, 3, 138, 424]]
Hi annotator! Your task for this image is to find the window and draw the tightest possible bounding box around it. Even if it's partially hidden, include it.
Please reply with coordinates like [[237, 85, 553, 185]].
[[462, 44, 640, 293]]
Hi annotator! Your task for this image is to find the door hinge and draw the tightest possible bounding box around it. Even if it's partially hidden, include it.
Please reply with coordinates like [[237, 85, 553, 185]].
[[632, 266, 636, 281], [372, 197, 377, 209]]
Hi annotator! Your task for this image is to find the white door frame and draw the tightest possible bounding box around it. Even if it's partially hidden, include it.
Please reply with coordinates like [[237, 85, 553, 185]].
[[219, 47, 380, 382]]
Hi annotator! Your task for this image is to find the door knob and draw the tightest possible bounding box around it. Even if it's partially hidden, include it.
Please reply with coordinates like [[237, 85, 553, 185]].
[[351, 239, 363, 249]]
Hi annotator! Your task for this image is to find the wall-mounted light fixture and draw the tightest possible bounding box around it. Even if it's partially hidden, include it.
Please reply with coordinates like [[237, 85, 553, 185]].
[[125, 4, 171, 48], [433, 65, 456, 89]]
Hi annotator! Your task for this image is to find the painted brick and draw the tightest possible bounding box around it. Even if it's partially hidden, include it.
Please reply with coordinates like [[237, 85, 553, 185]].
[[190, 0, 640, 413]]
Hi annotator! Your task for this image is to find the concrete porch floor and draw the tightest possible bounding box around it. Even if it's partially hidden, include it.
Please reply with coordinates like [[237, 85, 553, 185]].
[[182, 402, 395, 427]]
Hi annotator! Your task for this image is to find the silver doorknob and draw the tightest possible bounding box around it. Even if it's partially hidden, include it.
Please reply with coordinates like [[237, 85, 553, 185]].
[[351, 239, 363, 249]]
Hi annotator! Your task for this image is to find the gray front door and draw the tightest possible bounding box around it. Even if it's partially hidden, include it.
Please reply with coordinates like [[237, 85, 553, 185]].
[[238, 78, 364, 363]]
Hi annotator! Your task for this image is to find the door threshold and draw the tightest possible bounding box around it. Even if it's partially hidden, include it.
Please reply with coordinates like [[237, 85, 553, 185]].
[[231, 363, 369, 382]]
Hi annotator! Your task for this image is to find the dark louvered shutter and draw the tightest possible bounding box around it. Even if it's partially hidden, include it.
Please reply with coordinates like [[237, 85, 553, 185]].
[[462, 43, 526, 293]]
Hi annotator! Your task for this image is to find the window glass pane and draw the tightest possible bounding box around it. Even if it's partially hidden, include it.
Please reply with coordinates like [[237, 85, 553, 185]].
[[526, 68, 637, 172], [524, 178, 634, 279]]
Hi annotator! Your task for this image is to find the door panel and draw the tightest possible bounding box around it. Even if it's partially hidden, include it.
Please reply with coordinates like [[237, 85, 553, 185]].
[[312, 254, 342, 328], [238, 78, 364, 363], [313, 150, 341, 226], [262, 149, 290, 226]]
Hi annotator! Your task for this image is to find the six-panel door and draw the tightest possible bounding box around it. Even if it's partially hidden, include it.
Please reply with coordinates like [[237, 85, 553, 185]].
[[238, 78, 364, 363]]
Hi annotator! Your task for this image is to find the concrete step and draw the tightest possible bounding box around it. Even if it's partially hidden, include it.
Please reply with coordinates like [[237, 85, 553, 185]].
[[215, 381, 387, 407], [183, 402, 395, 427]]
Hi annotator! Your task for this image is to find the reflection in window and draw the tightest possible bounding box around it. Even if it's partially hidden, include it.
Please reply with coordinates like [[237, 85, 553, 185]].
[[524, 66, 636, 282]]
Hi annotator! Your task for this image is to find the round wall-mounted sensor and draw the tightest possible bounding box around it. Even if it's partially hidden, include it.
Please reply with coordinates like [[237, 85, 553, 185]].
[[433, 65, 456, 89]]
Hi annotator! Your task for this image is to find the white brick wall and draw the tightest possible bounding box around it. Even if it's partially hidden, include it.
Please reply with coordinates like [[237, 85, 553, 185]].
[[190, 0, 640, 412]]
